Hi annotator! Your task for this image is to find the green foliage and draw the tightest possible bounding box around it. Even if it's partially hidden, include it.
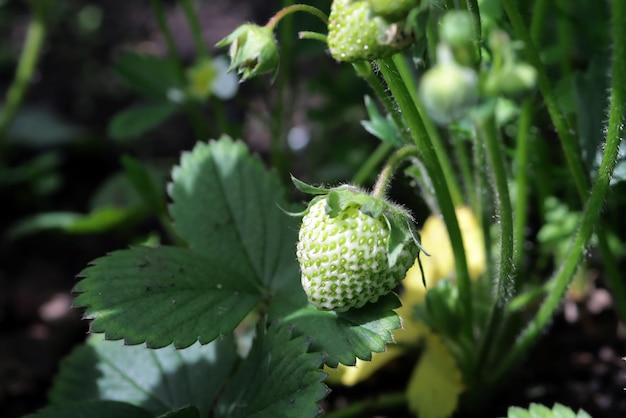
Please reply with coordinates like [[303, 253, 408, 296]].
[[49, 334, 236, 416], [503, 403, 591, 418], [10, 0, 625, 417], [215, 323, 327, 418]]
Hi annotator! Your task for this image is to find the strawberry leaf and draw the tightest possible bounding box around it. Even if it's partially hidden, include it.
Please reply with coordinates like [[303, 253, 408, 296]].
[[49, 334, 236, 416], [503, 403, 592, 418], [23, 401, 153, 418], [74, 246, 261, 348], [169, 137, 301, 298], [282, 293, 402, 367], [215, 323, 327, 418]]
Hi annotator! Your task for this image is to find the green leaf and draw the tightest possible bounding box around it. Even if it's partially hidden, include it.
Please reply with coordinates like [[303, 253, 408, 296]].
[[7, 207, 137, 239], [24, 400, 153, 418], [50, 334, 234, 416], [169, 137, 305, 312], [74, 246, 262, 348], [156, 406, 200, 418], [360, 95, 403, 147], [282, 293, 402, 367], [122, 155, 167, 215], [215, 323, 327, 418], [109, 102, 179, 140], [502, 403, 591, 418], [291, 175, 330, 195], [114, 53, 182, 100]]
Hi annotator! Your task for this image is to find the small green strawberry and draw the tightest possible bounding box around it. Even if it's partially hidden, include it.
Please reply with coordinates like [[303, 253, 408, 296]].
[[327, 0, 414, 62], [293, 178, 422, 312], [368, 0, 421, 22]]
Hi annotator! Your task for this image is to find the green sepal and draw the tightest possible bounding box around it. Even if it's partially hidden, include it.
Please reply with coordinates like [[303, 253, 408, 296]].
[[291, 175, 330, 195], [382, 207, 424, 268], [325, 186, 371, 217]]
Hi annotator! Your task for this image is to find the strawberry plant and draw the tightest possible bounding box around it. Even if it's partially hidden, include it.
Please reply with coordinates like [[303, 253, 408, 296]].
[[17, 0, 626, 417]]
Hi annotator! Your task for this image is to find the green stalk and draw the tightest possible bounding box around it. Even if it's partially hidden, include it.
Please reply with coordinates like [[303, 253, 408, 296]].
[[504, 0, 626, 323], [392, 54, 464, 207], [0, 1, 48, 141], [265, 4, 329, 30], [512, 99, 533, 266], [465, 0, 482, 63], [452, 131, 475, 208], [371, 146, 419, 199], [323, 392, 406, 418], [180, 0, 232, 136], [474, 103, 515, 371], [352, 142, 394, 187], [377, 56, 474, 346], [494, 0, 626, 381], [181, 0, 209, 58], [502, 0, 587, 198], [150, 0, 210, 140]]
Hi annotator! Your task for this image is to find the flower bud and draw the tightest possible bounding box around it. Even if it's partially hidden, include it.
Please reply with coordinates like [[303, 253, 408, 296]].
[[484, 62, 537, 98], [439, 11, 478, 67], [216, 23, 279, 81], [419, 49, 479, 125]]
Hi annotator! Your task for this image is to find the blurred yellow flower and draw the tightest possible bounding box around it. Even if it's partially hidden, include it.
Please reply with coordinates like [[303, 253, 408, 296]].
[[404, 206, 486, 296]]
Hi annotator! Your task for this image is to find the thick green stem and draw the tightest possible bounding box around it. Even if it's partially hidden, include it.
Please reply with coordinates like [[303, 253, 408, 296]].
[[371, 146, 419, 199], [323, 392, 406, 418], [474, 103, 515, 371], [391, 54, 464, 206], [0, 1, 47, 141], [377, 56, 474, 347], [494, 0, 626, 381], [151, 0, 210, 140]]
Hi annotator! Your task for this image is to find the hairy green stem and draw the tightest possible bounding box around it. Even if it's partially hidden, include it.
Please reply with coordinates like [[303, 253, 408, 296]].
[[371, 146, 419, 199], [392, 54, 464, 206], [502, 0, 587, 197], [452, 132, 475, 207], [0, 1, 47, 141], [494, 0, 626, 381], [151, 0, 210, 140], [512, 99, 533, 267], [377, 56, 474, 347], [265, 4, 329, 30], [323, 392, 406, 418], [504, 0, 626, 324], [474, 103, 515, 372], [465, 0, 482, 64]]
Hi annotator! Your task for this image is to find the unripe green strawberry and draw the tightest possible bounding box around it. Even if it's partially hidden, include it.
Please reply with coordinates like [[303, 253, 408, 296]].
[[327, 0, 414, 62], [294, 183, 420, 312], [368, 0, 421, 22]]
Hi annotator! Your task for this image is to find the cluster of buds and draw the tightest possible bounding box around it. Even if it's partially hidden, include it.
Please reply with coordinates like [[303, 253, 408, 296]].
[[418, 10, 538, 126]]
